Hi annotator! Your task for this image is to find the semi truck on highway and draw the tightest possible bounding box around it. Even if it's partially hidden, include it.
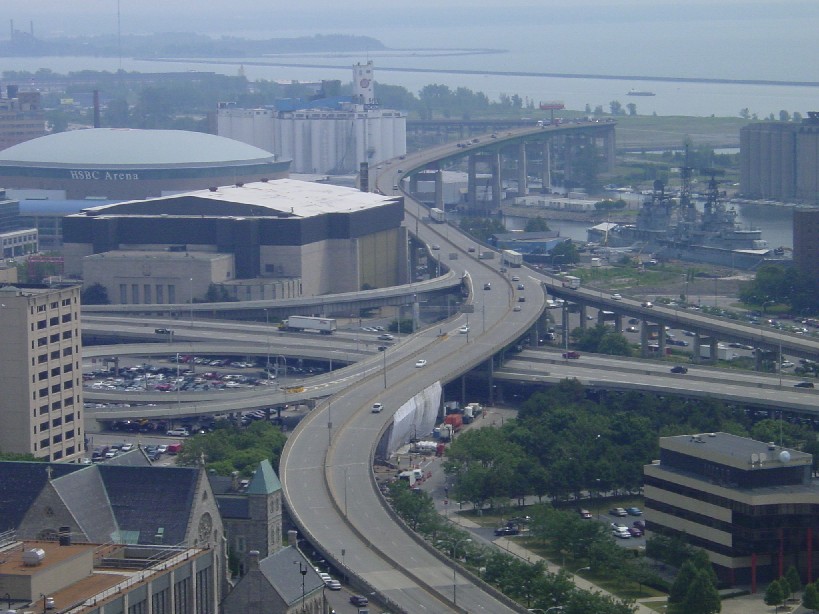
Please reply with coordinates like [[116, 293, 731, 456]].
[[562, 275, 581, 289], [502, 250, 523, 267], [282, 316, 337, 335], [429, 207, 446, 223]]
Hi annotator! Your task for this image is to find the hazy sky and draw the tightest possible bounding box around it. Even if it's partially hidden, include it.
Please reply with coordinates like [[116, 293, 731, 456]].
[[7, 0, 818, 40]]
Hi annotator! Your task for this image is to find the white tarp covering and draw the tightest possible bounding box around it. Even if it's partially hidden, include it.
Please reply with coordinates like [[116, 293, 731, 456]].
[[386, 381, 442, 454]]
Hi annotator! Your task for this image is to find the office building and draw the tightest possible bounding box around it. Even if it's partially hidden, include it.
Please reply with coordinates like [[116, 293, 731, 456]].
[[0, 283, 84, 462], [0, 89, 46, 150], [644, 432, 819, 588]]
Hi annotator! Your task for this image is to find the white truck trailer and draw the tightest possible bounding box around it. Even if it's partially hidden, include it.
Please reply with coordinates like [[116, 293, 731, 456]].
[[282, 316, 337, 335]]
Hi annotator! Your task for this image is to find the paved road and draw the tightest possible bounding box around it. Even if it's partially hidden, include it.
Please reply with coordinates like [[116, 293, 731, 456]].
[[281, 136, 549, 614]]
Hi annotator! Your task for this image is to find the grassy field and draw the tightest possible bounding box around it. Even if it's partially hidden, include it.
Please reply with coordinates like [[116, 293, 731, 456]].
[[613, 115, 749, 150]]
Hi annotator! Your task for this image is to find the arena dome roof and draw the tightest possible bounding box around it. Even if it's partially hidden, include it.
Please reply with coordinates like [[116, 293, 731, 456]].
[[0, 128, 276, 167]]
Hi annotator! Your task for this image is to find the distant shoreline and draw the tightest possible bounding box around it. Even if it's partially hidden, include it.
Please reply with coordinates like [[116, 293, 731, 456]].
[[147, 56, 819, 88]]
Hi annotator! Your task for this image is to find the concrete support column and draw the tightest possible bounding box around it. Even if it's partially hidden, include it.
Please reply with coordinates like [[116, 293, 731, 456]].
[[640, 320, 649, 358], [579, 304, 587, 330], [492, 151, 502, 213], [541, 141, 551, 192], [562, 303, 570, 348], [487, 356, 495, 404], [409, 173, 419, 194], [755, 347, 763, 371], [435, 169, 444, 210], [467, 154, 477, 211], [658, 331, 666, 358], [564, 137, 574, 184], [710, 338, 719, 364], [605, 129, 617, 171], [614, 315, 622, 333], [517, 142, 528, 196], [692, 334, 702, 364]]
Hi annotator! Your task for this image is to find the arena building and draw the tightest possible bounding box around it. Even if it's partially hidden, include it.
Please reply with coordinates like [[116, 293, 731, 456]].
[[62, 179, 407, 302], [0, 128, 290, 201]]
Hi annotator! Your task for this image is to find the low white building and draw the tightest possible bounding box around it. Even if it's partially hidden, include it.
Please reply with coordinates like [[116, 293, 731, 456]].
[[217, 61, 406, 175]]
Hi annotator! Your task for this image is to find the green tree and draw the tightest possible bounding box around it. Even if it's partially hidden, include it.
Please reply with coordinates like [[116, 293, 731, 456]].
[[81, 282, 110, 305], [785, 564, 802, 598], [679, 571, 721, 613], [803, 581, 819, 612], [176, 420, 286, 476], [524, 217, 551, 232], [609, 100, 623, 116], [626, 102, 637, 116], [550, 239, 580, 264], [765, 579, 785, 611]]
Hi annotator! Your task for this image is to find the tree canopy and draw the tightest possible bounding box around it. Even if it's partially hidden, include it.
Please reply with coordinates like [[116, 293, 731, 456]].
[[176, 420, 286, 476]]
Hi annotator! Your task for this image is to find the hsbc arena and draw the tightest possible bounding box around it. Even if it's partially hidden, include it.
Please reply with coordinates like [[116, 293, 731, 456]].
[[0, 128, 290, 201]]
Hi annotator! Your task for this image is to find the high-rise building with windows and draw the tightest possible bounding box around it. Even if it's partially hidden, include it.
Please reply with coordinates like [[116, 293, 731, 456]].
[[0, 283, 84, 461]]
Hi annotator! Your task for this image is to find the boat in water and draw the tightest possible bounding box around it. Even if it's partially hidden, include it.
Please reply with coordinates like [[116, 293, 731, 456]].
[[587, 172, 790, 270], [627, 89, 655, 96]]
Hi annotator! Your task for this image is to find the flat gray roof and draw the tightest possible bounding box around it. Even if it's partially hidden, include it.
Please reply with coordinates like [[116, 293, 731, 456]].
[[661, 432, 812, 471]]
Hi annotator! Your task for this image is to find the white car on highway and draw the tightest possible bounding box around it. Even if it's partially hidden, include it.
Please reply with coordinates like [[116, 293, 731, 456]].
[[415, 359, 427, 368]]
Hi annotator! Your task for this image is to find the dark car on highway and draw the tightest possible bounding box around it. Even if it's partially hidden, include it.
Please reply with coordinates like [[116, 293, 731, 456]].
[[562, 351, 580, 359], [350, 595, 369, 606], [670, 366, 688, 374]]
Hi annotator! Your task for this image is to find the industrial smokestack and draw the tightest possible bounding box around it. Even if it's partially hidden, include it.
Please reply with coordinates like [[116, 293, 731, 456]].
[[93, 90, 100, 128]]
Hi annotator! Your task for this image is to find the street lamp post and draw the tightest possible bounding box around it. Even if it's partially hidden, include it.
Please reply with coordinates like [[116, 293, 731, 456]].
[[294, 561, 307, 612], [264, 309, 271, 385], [437, 536, 471, 607], [189, 277, 194, 328]]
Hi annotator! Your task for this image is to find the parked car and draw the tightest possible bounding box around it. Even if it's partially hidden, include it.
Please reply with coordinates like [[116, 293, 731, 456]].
[[612, 526, 631, 539], [350, 595, 369, 606], [628, 526, 644, 537], [578, 509, 592, 519], [670, 366, 688, 374], [494, 526, 520, 536], [627, 507, 643, 516], [609, 507, 628, 517], [562, 351, 580, 359], [633, 519, 646, 530]]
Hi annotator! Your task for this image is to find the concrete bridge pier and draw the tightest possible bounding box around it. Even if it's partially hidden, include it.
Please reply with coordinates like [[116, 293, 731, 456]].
[[692, 334, 702, 364], [467, 154, 477, 209], [517, 142, 528, 197], [579, 304, 588, 329], [434, 168, 444, 210], [541, 141, 551, 191], [491, 151, 502, 212]]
